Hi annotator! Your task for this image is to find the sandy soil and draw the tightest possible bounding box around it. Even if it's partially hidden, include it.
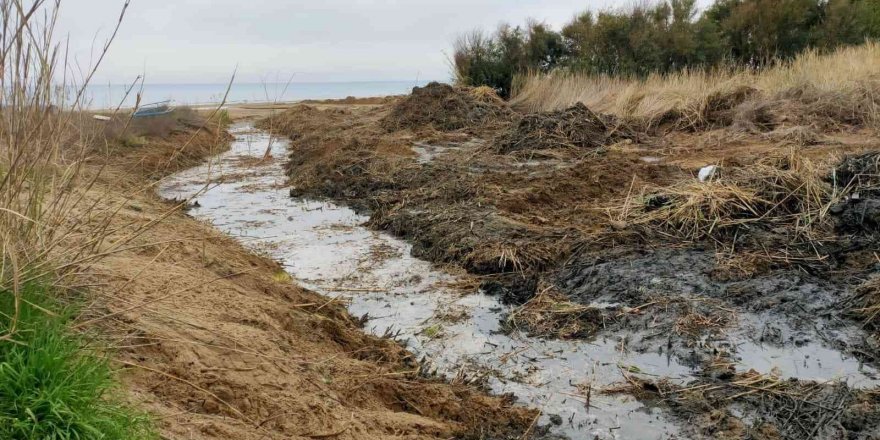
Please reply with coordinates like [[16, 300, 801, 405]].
[[71, 115, 536, 440]]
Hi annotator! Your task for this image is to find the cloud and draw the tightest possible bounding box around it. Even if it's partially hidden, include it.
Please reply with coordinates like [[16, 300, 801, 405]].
[[59, 0, 714, 84]]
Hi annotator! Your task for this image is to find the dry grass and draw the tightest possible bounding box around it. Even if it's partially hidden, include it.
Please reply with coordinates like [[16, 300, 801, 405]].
[[622, 150, 835, 244], [849, 276, 880, 329], [0, 0, 229, 339], [505, 285, 603, 339], [512, 42, 880, 130]]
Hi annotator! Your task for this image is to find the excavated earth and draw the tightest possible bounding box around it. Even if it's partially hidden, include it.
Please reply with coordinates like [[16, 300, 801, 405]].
[[258, 83, 880, 440]]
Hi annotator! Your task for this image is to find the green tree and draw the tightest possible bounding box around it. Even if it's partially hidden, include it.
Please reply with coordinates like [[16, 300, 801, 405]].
[[453, 22, 566, 97], [706, 0, 823, 63], [819, 0, 867, 47]]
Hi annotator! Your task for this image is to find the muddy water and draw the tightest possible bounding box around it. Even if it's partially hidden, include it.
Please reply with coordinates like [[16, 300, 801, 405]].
[[159, 123, 876, 440]]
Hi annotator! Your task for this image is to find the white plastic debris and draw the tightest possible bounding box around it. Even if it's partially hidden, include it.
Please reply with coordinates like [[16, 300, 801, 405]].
[[698, 165, 718, 182], [92, 115, 111, 121]]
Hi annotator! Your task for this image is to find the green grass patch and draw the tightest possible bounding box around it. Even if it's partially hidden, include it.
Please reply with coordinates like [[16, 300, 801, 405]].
[[0, 282, 155, 440]]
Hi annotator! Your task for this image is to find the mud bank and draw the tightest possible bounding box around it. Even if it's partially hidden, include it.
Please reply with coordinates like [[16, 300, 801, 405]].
[[261, 85, 880, 439]]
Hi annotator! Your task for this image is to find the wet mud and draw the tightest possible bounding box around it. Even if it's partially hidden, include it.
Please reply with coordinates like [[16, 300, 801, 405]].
[[559, 248, 878, 382]]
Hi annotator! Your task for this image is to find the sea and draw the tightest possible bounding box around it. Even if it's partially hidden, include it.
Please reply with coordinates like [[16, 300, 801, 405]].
[[82, 80, 435, 109]]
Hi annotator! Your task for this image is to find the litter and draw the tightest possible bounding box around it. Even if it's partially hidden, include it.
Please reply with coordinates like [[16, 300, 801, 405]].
[[698, 165, 718, 182]]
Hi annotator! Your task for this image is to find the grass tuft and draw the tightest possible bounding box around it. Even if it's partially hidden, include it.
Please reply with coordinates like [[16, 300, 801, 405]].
[[0, 282, 155, 440]]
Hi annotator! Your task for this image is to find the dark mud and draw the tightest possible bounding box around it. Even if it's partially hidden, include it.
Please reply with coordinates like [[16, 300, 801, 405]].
[[558, 247, 880, 368]]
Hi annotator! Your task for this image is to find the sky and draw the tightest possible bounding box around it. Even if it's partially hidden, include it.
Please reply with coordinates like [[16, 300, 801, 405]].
[[57, 0, 714, 85]]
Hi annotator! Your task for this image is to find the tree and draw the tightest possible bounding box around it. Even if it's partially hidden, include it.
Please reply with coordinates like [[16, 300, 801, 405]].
[[706, 0, 823, 63], [453, 22, 567, 97]]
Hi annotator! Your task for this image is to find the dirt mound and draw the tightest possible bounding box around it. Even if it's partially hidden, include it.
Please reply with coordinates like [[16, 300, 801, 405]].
[[380, 82, 513, 132], [493, 102, 633, 154], [258, 104, 352, 138]]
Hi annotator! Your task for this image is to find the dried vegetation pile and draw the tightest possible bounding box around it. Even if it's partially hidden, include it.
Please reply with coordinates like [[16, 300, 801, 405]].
[[493, 102, 636, 156], [259, 105, 415, 201], [607, 368, 880, 440], [504, 285, 606, 339], [380, 82, 513, 132]]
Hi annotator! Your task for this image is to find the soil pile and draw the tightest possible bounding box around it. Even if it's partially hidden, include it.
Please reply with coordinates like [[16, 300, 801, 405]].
[[493, 102, 635, 155], [380, 82, 514, 132]]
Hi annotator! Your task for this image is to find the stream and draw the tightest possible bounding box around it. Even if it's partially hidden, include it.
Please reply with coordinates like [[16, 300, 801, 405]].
[[158, 122, 878, 440]]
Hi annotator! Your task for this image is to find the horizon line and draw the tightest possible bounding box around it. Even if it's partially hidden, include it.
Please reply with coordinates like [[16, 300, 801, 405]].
[[85, 79, 447, 87]]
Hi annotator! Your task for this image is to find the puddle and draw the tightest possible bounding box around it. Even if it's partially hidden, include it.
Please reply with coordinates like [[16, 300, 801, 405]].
[[719, 313, 878, 387], [158, 122, 876, 439]]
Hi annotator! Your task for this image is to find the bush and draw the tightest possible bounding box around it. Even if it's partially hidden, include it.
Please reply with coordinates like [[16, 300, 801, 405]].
[[453, 21, 566, 98], [0, 283, 155, 440]]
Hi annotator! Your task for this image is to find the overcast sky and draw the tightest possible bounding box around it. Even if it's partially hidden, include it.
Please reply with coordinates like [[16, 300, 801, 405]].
[[58, 1, 714, 85]]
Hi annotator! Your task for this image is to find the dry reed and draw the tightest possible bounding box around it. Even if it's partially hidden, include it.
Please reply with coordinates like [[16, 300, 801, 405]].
[[0, 0, 230, 340], [505, 285, 603, 339], [512, 42, 880, 130], [623, 150, 836, 245]]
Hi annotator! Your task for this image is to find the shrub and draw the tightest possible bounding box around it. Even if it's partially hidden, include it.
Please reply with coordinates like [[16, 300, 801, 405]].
[[453, 21, 566, 98]]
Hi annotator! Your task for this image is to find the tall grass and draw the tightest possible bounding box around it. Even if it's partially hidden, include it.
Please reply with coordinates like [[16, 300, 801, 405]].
[[0, 1, 169, 438], [0, 0, 129, 309], [512, 42, 880, 129]]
